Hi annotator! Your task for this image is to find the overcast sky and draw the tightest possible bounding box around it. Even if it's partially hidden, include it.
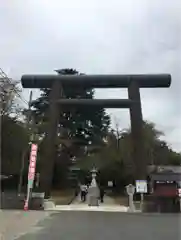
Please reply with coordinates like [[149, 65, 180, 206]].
[[1, 0, 181, 152]]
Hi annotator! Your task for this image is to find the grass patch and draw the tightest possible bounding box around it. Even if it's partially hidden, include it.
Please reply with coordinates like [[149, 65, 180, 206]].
[[51, 188, 75, 205]]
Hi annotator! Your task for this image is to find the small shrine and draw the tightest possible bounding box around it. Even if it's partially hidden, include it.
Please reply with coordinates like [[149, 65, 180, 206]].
[[149, 168, 181, 212]]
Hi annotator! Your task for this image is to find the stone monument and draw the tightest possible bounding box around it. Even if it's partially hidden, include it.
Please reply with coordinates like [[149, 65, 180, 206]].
[[88, 167, 100, 206], [126, 184, 136, 212]]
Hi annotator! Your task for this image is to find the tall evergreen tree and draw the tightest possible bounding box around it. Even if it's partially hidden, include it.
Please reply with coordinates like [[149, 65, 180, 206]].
[[31, 68, 110, 159]]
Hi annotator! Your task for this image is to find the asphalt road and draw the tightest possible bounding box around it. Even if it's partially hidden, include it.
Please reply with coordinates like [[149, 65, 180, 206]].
[[17, 212, 180, 240]]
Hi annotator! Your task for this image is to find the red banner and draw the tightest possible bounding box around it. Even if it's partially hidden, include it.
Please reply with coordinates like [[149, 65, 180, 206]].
[[28, 144, 38, 181]]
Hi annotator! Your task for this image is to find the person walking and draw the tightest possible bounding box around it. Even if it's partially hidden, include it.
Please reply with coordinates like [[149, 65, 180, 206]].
[[80, 183, 87, 202]]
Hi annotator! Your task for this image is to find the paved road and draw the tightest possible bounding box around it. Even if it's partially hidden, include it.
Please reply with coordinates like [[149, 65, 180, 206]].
[[0, 210, 52, 240], [16, 212, 180, 240]]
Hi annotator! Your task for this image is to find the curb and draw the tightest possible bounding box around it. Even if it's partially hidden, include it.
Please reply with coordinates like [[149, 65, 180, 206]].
[[45, 205, 129, 212]]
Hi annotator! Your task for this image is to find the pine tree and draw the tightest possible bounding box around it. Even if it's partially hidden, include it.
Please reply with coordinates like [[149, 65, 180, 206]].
[[31, 68, 110, 151]]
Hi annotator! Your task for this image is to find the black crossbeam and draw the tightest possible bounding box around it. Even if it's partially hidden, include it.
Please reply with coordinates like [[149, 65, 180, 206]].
[[56, 99, 133, 108], [21, 74, 171, 89]]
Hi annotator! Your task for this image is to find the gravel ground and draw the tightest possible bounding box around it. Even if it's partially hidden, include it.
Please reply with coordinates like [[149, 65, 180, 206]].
[[15, 211, 181, 240]]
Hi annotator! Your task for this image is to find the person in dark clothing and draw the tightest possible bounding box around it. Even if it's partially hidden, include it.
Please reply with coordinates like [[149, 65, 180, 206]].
[[80, 184, 87, 202], [99, 186, 105, 203]]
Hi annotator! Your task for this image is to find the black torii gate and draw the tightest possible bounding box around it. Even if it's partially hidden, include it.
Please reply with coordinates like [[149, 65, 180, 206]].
[[21, 74, 171, 198]]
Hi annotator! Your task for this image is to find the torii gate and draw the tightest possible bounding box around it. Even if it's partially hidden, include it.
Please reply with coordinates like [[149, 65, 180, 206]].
[[21, 74, 171, 198]]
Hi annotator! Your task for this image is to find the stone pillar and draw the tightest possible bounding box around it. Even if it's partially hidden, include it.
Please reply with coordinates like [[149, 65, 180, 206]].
[[40, 80, 62, 198], [128, 80, 146, 180]]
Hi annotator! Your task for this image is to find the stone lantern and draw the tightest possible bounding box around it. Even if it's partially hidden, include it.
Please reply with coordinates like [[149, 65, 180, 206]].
[[88, 167, 99, 206]]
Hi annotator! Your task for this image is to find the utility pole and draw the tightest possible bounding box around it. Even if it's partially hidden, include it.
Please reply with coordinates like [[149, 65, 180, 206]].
[[18, 91, 33, 196]]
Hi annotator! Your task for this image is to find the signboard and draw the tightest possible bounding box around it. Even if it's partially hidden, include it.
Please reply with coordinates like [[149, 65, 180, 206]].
[[108, 181, 113, 187], [28, 144, 38, 188], [136, 180, 148, 193], [126, 184, 135, 196]]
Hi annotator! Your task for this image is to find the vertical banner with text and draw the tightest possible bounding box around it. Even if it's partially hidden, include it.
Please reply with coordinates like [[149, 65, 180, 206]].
[[28, 143, 38, 188], [24, 143, 38, 210]]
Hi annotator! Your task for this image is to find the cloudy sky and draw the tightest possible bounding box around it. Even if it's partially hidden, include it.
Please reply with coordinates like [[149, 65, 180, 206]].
[[1, 0, 181, 151]]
